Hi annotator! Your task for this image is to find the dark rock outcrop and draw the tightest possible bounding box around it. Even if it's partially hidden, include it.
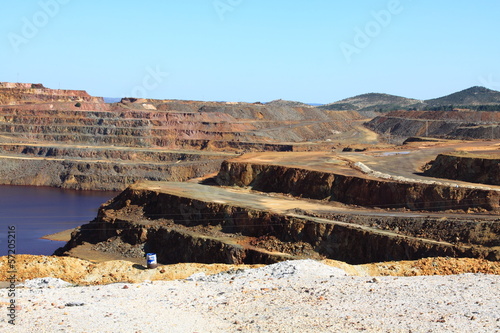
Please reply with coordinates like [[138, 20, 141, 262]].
[[0, 155, 225, 191], [365, 110, 500, 140], [216, 160, 500, 212], [424, 154, 500, 186]]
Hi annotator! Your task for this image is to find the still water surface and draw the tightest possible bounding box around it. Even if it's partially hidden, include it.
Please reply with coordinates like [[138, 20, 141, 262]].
[[0, 185, 117, 256]]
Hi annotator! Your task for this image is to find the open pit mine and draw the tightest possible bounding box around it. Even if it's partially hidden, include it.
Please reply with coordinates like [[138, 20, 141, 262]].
[[1, 82, 499, 269]]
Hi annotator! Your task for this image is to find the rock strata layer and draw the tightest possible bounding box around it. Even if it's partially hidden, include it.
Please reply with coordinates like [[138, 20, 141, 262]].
[[424, 153, 500, 186], [56, 181, 500, 265], [0, 82, 363, 190], [216, 159, 500, 212], [366, 110, 500, 140]]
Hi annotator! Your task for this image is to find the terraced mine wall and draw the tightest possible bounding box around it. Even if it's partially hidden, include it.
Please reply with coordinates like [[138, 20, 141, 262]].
[[216, 161, 500, 212], [0, 86, 363, 149], [0, 158, 224, 191], [0, 83, 104, 105], [425, 154, 500, 186], [57, 186, 500, 264], [366, 110, 500, 140], [0, 145, 227, 190], [307, 212, 500, 250], [0, 144, 230, 162], [0, 82, 364, 190], [0, 143, 341, 190]]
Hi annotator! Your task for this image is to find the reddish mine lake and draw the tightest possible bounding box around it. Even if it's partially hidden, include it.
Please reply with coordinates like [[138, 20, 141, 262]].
[[0, 185, 117, 256]]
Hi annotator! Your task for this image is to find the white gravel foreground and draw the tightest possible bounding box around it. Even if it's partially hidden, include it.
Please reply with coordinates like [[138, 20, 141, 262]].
[[1, 260, 500, 333]]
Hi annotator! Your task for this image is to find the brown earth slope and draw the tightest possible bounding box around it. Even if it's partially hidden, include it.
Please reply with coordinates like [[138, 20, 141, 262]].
[[1, 255, 498, 285], [0, 82, 365, 190]]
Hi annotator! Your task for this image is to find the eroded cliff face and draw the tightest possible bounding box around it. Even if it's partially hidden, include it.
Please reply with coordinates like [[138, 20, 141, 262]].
[[0, 156, 225, 191], [366, 110, 500, 140], [216, 160, 500, 212], [56, 182, 500, 265], [424, 154, 500, 186]]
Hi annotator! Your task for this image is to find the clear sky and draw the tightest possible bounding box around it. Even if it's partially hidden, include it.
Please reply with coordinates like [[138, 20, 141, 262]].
[[1, 0, 499, 103]]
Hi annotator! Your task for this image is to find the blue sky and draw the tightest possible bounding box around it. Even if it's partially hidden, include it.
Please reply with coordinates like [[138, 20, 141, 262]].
[[1, 0, 499, 103]]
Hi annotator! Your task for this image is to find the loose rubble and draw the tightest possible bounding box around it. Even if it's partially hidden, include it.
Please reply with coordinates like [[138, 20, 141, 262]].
[[2, 260, 499, 332]]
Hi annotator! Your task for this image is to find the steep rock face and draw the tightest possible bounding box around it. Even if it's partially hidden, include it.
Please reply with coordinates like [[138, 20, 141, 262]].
[[311, 212, 500, 248], [57, 183, 500, 265], [0, 144, 228, 162], [424, 154, 500, 186], [216, 161, 500, 212], [365, 110, 500, 140], [0, 82, 104, 105], [216, 162, 336, 199], [0, 157, 224, 191]]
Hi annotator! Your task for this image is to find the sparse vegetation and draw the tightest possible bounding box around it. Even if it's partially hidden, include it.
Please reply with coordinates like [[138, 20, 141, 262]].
[[424, 86, 500, 108], [322, 86, 500, 112], [421, 105, 500, 112]]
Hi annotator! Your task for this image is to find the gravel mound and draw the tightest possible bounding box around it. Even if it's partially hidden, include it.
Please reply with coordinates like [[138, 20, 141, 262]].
[[188, 259, 347, 282]]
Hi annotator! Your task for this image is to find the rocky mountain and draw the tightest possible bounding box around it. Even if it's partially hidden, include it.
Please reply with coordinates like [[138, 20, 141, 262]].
[[339, 87, 500, 141], [424, 86, 500, 108], [321, 87, 500, 112], [265, 99, 313, 108], [319, 93, 424, 112]]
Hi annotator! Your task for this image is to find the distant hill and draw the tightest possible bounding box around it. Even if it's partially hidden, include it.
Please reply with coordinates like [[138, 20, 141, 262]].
[[424, 86, 500, 107], [265, 99, 313, 108], [105, 86, 500, 110], [104, 97, 122, 103], [319, 87, 500, 112], [319, 93, 424, 112]]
